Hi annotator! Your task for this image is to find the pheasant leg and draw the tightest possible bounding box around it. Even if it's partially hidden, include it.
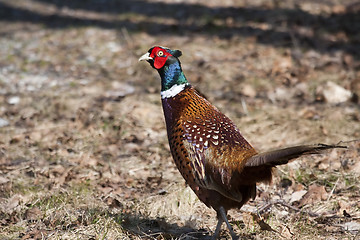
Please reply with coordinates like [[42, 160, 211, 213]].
[[217, 206, 238, 240]]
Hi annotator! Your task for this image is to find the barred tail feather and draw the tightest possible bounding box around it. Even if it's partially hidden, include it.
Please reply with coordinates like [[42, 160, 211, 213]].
[[245, 144, 347, 167]]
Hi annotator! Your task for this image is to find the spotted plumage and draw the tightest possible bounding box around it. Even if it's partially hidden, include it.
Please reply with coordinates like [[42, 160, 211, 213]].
[[139, 46, 346, 239], [162, 84, 258, 207]]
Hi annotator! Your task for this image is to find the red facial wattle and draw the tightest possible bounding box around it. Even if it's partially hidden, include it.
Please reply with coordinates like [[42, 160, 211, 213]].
[[154, 56, 167, 69], [150, 47, 172, 69]]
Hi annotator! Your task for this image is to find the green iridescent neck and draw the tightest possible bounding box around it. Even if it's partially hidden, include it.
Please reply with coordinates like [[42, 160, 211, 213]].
[[158, 61, 188, 91]]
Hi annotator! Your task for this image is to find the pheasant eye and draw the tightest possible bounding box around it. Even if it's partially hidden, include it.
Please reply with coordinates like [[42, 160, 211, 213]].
[[157, 51, 164, 57]]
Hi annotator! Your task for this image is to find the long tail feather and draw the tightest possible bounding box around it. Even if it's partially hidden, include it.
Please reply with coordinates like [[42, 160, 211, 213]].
[[245, 143, 347, 167]]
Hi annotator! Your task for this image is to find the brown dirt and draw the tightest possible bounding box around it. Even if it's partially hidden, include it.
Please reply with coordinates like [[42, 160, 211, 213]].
[[0, 0, 359, 239]]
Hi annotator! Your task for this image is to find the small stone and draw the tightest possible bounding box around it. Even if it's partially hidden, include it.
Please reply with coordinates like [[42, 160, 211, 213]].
[[7, 96, 20, 105], [241, 84, 256, 98], [0, 118, 9, 127], [322, 81, 352, 104], [341, 221, 360, 233]]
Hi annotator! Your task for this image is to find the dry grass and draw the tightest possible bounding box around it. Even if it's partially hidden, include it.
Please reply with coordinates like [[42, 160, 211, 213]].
[[1, 0, 360, 239]]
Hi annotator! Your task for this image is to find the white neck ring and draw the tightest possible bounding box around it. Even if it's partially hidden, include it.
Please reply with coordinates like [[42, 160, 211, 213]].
[[161, 83, 188, 99]]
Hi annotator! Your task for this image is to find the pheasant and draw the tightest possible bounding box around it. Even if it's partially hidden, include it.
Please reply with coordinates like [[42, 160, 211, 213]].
[[139, 46, 345, 239]]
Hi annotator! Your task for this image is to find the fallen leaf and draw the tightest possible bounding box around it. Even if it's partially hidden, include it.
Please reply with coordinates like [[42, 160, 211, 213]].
[[251, 213, 278, 232], [25, 207, 42, 221], [289, 190, 307, 203], [105, 196, 123, 208], [299, 185, 328, 206], [279, 225, 293, 238]]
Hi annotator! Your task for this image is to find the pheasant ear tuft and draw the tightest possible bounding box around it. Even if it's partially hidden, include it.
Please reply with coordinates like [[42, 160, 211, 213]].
[[172, 50, 182, 58]]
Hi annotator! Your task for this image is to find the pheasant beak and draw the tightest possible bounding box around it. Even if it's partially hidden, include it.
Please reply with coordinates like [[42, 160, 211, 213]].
[[139, 52, 153, 62]]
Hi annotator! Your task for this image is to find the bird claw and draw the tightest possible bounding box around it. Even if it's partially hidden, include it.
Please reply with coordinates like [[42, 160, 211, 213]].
[[212, 206, 239, 240]]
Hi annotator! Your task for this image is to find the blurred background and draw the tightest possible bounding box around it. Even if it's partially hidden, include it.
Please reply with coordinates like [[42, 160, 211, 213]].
[[0, 0, 359, 239]]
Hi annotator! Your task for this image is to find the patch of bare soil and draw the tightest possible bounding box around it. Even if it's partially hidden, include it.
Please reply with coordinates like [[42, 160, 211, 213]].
[[0, 0, 359, 239]]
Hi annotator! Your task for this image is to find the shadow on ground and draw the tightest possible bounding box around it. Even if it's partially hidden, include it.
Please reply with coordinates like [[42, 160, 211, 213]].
[[0, 0, 359, 59], [118, 212, 213, 239]]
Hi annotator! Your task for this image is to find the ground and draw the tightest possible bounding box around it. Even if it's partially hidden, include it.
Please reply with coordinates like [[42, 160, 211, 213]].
[[0, 0, 360, 239]]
